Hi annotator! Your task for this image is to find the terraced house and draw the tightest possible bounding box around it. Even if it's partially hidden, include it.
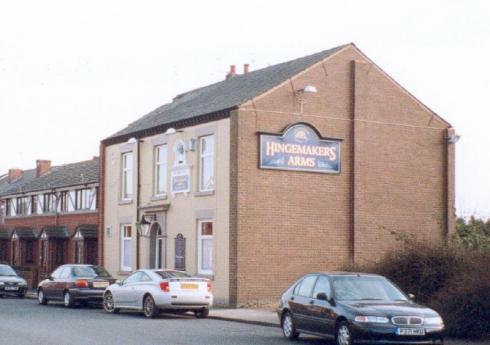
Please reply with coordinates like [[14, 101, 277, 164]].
[[100, 43, 456, 306], [0, 159, 99, 287]]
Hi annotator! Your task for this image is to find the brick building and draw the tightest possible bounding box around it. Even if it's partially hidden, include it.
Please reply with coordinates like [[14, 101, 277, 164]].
[[0, 159, 99, 288], [100, 43, 456, 305]]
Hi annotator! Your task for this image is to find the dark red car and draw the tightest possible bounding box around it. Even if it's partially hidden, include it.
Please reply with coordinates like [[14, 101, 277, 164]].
[[37, 264, 116, 307]]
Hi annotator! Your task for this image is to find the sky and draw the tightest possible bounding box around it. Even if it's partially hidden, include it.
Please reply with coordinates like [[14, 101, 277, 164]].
[[0, 0, 489, 218]]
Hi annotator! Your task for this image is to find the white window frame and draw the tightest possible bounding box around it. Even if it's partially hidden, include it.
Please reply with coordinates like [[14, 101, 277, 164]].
[[199, 135, 215, 192], [120, 224, 132, 271], [197, 220, 213, 275], [121, 152, 133, 201], [154, 145, 168, 196]]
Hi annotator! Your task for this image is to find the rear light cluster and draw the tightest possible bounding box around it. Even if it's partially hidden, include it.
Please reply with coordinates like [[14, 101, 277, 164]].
[[160, 281, 170, 292], [207, 281, 212, 292], [75, 279, 89, 288]]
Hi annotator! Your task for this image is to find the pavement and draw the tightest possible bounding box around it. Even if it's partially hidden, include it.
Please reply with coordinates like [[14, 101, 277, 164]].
[[23, 291, 490, 345]]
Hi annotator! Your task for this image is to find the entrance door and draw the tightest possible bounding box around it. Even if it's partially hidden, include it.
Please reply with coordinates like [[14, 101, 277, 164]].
[[149, 223, 163, 269], [85, 239, 98, 265]]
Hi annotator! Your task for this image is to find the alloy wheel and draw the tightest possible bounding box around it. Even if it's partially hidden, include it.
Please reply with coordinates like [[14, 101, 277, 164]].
[[337, 324, 351, 345], [143, 295, 157, 318], [103, 293, 114, 313], [38, 290, 44, 304], [281, 311, 299, 340]]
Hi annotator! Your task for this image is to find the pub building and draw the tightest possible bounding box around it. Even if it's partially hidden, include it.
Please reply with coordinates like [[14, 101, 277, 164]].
[[100, 43, 456, 306], [0, 159, 99, 288]]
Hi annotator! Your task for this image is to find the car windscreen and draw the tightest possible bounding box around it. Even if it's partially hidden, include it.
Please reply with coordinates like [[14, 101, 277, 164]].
[[0, 265, 17, 276], [332, 276, 407, 301], [155, 271, 191, 279], [72, 266, 111, 278]]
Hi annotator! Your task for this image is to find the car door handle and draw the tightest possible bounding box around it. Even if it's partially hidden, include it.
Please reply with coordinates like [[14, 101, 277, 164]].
[[290, 297, 295, 301]]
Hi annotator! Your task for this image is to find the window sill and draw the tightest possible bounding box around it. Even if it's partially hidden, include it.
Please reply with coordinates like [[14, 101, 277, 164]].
[[196, 273, 214, 280], [151, 194, 168, 201], [194, 190, 215, 197], [118, 199, 133, 205], [118, 271, 131, 276]]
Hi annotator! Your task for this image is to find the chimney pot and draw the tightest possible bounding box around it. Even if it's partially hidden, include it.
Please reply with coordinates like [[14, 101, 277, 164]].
[[226, 65, 237, 79], [8, 168, 23, 183], [243, 64, 250, 74], [36, 160, 51, 177]]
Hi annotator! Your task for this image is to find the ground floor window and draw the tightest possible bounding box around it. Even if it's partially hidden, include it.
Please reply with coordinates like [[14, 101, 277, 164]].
[[197, 221, 213, 275], [120, 224, 132, 271]]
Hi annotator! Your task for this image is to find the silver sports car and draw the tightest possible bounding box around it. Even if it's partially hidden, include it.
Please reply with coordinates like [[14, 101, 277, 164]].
[[102, 269, 213, 318]]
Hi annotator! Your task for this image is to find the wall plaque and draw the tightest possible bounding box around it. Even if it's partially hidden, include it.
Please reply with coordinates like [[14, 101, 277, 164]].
[[259, 123, 341, 174], [174, 233, 186, 271]]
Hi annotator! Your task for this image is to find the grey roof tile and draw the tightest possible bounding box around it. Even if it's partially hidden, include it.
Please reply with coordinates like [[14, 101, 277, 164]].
[[0, 159, 99, 196], [41, 226, 70, 239], [106, 44, 349, 141], [13, 227, 39, 239]]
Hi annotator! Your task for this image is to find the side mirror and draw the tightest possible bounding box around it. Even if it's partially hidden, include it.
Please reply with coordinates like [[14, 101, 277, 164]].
[[48, 275, 54, 281], [408, 293, 415, 301], [316, 292, 328, 301], [116, 279, 122, 285]]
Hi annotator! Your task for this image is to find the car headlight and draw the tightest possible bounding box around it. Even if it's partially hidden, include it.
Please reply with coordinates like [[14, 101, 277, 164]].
[[0, 282, 4, 286], [425, 316, 444, 325], [19, 281, 27, 286], [355, 316, 390, 323]]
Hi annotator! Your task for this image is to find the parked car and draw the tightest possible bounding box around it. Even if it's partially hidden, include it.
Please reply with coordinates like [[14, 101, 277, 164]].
[[0, 264, 28, 298], [278, 272, 444, 345], [37, 264, 116, 307], [103, 269, 213, 318]]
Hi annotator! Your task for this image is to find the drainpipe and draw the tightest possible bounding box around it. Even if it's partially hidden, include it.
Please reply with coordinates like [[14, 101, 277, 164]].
[[136, 139, 141, 270]]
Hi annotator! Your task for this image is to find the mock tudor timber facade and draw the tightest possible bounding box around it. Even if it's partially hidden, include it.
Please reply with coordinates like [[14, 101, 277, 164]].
[[100, 43, 456, 306]]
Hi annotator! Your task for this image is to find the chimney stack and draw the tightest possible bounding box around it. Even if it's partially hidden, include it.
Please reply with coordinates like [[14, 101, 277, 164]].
[[36, 160, 51, 177], [243, 64, 250, 74], [226, 65, 236, 79], [8, 168, 23, 183]]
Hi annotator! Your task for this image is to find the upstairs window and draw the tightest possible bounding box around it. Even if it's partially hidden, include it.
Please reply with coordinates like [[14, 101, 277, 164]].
[[121, 152, 133, 200], [16, 197, 29, 216], [199, 135, 214, 191], [5, 199, 12, 216], [43, 193, 56, 213], [75, 189, 91, 210], [31, 195, 38, 214], [59, 192, 68, 212], [154, 145, 168, 196]]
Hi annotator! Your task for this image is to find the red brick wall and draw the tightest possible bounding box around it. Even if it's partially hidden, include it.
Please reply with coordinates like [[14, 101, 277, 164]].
[[229, 45, 454, 305]]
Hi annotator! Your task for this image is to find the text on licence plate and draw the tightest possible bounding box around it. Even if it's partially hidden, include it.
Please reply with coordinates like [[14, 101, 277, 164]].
[[4, 286, 19, 291], [397, 328, 425, 336], [93, 281, 109, 288], [180, 283, 198, 290]]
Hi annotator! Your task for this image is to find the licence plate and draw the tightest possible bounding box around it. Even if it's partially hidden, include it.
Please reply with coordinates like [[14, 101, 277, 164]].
[[93, 281, 109, 288], [180, 283, 198, 290], [397, 328, 425, 336], [5, 286, 19, 291]]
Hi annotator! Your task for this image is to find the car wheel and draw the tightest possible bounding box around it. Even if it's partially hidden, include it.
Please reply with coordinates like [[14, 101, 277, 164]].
[[37, 289, 48, 305], [143, 295, 158, 318], [103, 292, 120, 314], [194, 307, 209, 319], [63, 291, 75, 308], [336, 321, 353, 345], [282, 311, 299, 340]]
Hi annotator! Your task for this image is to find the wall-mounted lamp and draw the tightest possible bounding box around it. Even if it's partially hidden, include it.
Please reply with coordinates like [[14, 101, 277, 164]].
[[447, 133, 461, 144], [165, 128, 184, 136], [136, 215, 152, 237], [296, 85, 318, 114]]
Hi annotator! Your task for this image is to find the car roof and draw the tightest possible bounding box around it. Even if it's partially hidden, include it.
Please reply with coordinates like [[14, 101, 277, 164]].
[[311, 271, 382, 277]]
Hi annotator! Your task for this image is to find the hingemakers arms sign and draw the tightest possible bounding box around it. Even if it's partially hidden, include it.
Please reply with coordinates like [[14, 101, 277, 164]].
[[259, 123, 341, 174]]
